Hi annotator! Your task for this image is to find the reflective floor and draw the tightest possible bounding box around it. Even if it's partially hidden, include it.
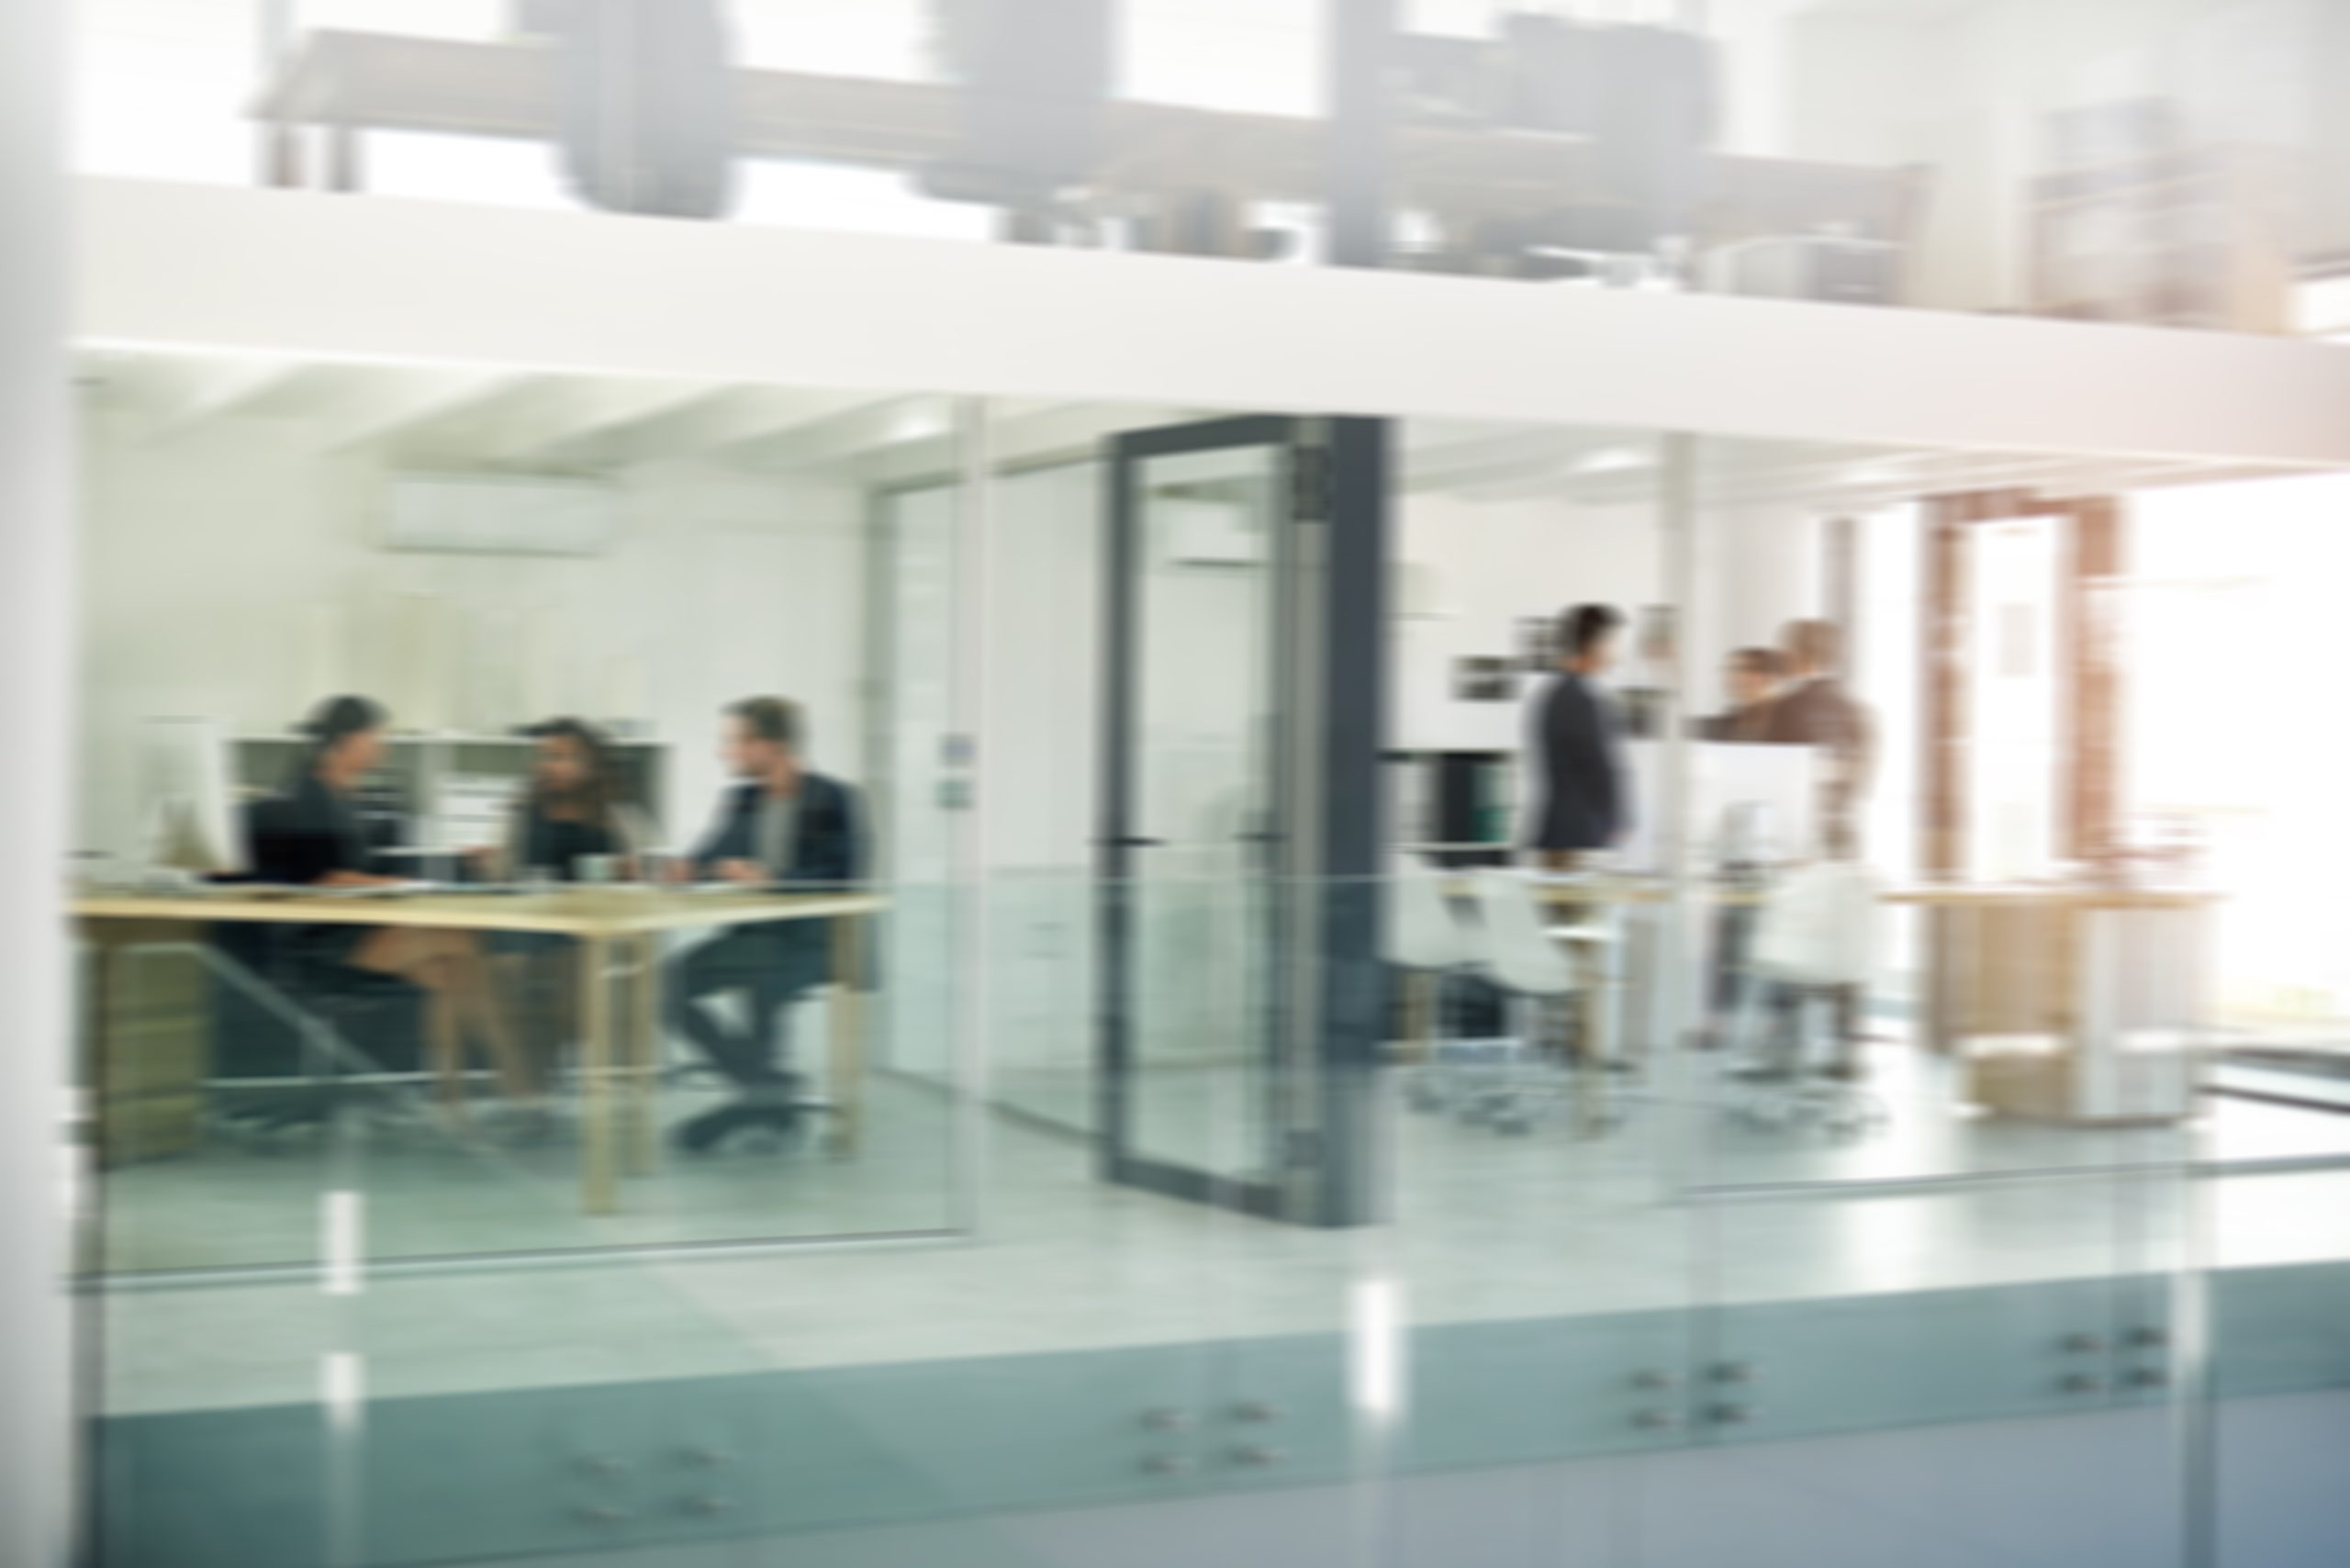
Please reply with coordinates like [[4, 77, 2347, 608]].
[[95, 1038, 2350, 1418]]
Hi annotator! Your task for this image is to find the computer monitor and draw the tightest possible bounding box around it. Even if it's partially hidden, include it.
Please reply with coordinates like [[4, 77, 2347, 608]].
[[139, 717, 245, 876]]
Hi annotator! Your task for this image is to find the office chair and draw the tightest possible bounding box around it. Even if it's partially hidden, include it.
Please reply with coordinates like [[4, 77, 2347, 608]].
[[1455, 868, 1585, 1135], [203, 928, 430, 1146], [205, 795, 431, 1147], [658, 944, 846, 1154], [1724, 859, 1888, 1138]]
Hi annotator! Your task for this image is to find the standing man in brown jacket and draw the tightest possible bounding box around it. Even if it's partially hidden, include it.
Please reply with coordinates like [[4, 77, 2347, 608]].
[[1752, 619, 1875, 1080], [1766, 620, 1874, 860]]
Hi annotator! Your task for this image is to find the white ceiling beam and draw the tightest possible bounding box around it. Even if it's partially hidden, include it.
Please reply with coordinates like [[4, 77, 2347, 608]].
[[727, 397, 947, 471], [138, 354, 312, 438], [1403, 428, 1592, 492], [80, 179, 2350, 469], [629, 386, 886, 463], [467, 377, 727, 467], [310, 367, 522, 452], [851, 402, 1201, 487]]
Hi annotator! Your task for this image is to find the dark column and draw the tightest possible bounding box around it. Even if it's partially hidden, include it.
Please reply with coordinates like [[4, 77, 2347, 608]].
[[1313, 0, 1397, 1226]]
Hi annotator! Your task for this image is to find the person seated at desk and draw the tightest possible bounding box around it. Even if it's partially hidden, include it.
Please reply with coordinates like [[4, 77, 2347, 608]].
[[666, 696, 864, 1155], [498, 718, 638, 883], [476, 717, 640, 1092], [267, 695, 537, 1126]]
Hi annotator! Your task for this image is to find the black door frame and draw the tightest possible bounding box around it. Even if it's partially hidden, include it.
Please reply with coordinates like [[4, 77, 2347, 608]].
[[1097, 414, 1304, 1220], [1096, 412, 1389, 1226]]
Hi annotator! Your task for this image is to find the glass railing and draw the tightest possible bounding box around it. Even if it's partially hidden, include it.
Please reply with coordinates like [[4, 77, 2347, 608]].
[[78, 871, 2350, 1566], [71, 2, 2350, 340]]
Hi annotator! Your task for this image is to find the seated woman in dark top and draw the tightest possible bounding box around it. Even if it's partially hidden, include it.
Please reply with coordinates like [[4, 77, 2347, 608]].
[[477, 718, 638, 1081], [490, 718, 636, 883], [273, 696, 535, 1125]]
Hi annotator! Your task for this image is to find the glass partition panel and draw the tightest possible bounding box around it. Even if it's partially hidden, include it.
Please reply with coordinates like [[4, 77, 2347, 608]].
[[76, 4, 2350, 338], [73, 358, 974, 1271], [1662, 1170, 2193, 1568], [2207, 1165, 2350, 1568]]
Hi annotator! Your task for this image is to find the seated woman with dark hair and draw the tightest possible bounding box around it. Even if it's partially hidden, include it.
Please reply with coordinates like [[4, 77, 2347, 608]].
[[271, 695, 538, 1128], [487, 718, 637, 884]]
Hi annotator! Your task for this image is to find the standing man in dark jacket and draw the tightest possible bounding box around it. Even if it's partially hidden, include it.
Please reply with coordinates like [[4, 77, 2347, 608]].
[[1526, 603, 1630, 869], [668, 696, 865, 1151]]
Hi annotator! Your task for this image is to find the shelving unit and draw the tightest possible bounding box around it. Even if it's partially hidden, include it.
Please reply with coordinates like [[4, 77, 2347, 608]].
[[2030, 105, 2291, 334], [229, 731, 670, 850]]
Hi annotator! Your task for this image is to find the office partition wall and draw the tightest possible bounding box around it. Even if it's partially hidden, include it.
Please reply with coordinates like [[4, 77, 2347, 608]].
[[1098, 414, 1386, 1226]]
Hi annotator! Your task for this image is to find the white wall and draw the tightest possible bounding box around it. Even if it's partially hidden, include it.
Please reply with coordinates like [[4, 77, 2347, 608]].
[[73, 402, 867, 858], [984, 464, 1104, 877], [1694, 500, 1822, 694], [1393, 494, 1664, 756], [1394, 489, 1824, 749]]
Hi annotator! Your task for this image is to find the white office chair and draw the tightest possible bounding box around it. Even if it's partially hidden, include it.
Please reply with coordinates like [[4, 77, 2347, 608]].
[[1725, 858, 1888, 1137], [1454, 869, 1584, 1135], [1386, 866, 1472, 1113]]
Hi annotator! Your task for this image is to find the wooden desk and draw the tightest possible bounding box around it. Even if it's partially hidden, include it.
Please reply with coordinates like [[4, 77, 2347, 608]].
[[75, 885, 881, 1213], [1888, 882, 2220, 1124], [1441, 874, 2221, 1121]]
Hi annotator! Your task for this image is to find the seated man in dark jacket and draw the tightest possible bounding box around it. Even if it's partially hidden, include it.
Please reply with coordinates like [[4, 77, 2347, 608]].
[[668, 696, 865, 1152]]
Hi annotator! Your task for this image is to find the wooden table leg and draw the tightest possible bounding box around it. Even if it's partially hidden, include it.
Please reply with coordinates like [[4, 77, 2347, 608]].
[[1403, 969, 1434, 1062], [827, 916, 865, 1159], [579, 935, 617, 1215], [625, 934, 661, 1176]]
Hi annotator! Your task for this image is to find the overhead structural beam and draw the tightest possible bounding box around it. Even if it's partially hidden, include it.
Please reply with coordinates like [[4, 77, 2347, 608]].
[[1403, 428, 1595, 493], [78, 179, 2350, 469], [724, 395, 945, 470], [140, 354, 311, 438], [311, 366, 522, 452], [466, 376, 723, 467], [632, 386, 883, 462], [859, 400, 1194, 487]]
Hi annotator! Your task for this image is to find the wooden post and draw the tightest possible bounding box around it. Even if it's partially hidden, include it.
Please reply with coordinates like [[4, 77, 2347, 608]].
[[625, 932, 660, 1175], [827, 914, 865, 1158], [578, 935, 617, 1214]]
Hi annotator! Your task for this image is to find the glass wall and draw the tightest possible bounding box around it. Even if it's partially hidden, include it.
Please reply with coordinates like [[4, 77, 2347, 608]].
[[73, 356, 977, 1277], [76, 393, 2350, 1566]]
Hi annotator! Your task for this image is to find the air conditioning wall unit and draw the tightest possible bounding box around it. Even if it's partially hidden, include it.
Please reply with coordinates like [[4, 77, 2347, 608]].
[[383, 472, 619, 556]]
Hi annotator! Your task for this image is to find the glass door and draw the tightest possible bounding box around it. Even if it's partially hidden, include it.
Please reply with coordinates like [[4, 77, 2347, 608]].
[[1099, 416, 1319, 1219]]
